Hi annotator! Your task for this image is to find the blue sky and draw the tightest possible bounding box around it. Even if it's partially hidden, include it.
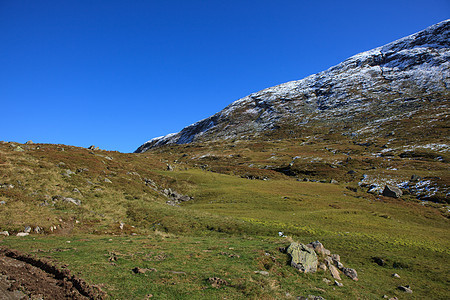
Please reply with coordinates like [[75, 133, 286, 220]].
[[1, 1, 449, 152]]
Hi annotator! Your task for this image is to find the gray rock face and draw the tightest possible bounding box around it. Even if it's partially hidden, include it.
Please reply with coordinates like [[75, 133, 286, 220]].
[[382, 185, 403, 198], [136, 20, 450, 153], [343, 267, 358, 281], [287, 242, 318, 273]]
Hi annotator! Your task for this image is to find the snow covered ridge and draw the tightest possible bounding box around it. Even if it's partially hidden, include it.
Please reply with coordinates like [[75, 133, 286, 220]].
[[135, 20, 450, 153]]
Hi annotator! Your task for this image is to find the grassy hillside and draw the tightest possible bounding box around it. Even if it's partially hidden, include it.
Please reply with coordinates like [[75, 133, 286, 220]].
[[0, 141, 449, 299]]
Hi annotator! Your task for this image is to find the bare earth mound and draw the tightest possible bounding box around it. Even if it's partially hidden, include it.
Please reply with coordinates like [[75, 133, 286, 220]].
[[0, 248, 105, 300]]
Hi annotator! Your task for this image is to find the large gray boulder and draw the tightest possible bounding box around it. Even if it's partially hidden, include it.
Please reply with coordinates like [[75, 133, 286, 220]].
[[382, 185, 403, 198], [287, 242, 318, 273]]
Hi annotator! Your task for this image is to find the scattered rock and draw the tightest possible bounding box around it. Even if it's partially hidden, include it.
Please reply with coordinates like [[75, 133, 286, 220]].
[[88, 145, 99, 150], [331, 256, 344, 270], [52, 195, 81, 206], [328, 264, 341, 280], [254, 270, 269, 276], [398, 285, 413, 293], [62, 169, 75, 177], [164, 188, 193, 206], [298, 295, 326, 300], [372, 256, 386, 266], [342, 267, 358, 281], [144, 178, 155, 186], [392, 273, 401, 278], [322, 278, 331, 284], [330, 254, 340, 262], [0, 231, 9, 236], [108, 253, 118, 262], [103, 178, 112, 183], [72, 188, 81, 193], [132, 267, 157, 274], [330, 179, 339, 184], [14, 145, 24, 152], [56, 162, 66, 168], [220, 252, 240, 258], [287, 242, 318, 273], [166, 164, 174, 171], [382, 185, 402, 198], [0, 201, 5, 205], [334, 280, 343, 287], [25, 140, 34, 144], [34, 226, 42, 234], [207, 277, 229, 288], [307, 241, 331, 256], [318, 262, 327, 272], [16, 232, 29, 237], [24, 226, 32, 233], [119, 222, 124, 230], [63, 197, 81, 206]]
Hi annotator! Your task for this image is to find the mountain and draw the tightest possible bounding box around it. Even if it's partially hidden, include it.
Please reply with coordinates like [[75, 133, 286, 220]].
[[135, 20, 449, 153]]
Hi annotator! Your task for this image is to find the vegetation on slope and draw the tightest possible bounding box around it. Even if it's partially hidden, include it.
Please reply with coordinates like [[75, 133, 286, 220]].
[[0, 140, 449, 299]]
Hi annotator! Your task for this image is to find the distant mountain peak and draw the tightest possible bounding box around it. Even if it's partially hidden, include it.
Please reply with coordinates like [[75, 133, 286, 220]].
[[135, 20, 450, 153]]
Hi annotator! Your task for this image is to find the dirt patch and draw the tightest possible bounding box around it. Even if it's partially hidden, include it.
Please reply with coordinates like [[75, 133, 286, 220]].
[[0, 248, 106, 299]]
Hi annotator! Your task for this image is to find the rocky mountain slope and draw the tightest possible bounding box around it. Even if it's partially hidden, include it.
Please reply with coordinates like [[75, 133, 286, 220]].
[[136, 20, 449, 153]]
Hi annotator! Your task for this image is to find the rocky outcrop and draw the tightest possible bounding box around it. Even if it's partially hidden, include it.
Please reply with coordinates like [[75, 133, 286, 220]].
[[163, 188, 193, 206], [287, 242, 318, 273], [136, 20, 450, 152], [287, 240, 358, 282]]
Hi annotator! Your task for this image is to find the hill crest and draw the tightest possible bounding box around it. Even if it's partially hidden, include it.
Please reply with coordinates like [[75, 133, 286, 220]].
[[136, 20, 449, 153]]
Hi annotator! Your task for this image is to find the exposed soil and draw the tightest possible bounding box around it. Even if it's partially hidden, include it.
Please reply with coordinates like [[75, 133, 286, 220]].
[[0, 248, 105, 300]]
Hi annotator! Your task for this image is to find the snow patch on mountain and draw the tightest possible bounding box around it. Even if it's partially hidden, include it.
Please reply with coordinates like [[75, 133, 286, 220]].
[[135, 20, 450, 153]]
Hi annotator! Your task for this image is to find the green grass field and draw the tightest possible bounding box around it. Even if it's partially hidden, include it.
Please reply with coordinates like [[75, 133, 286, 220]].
[[0, 141, 449, 299]]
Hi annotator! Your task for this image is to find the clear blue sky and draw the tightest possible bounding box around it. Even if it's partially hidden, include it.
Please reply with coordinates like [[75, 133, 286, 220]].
[[1, 1, 449, 152]]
